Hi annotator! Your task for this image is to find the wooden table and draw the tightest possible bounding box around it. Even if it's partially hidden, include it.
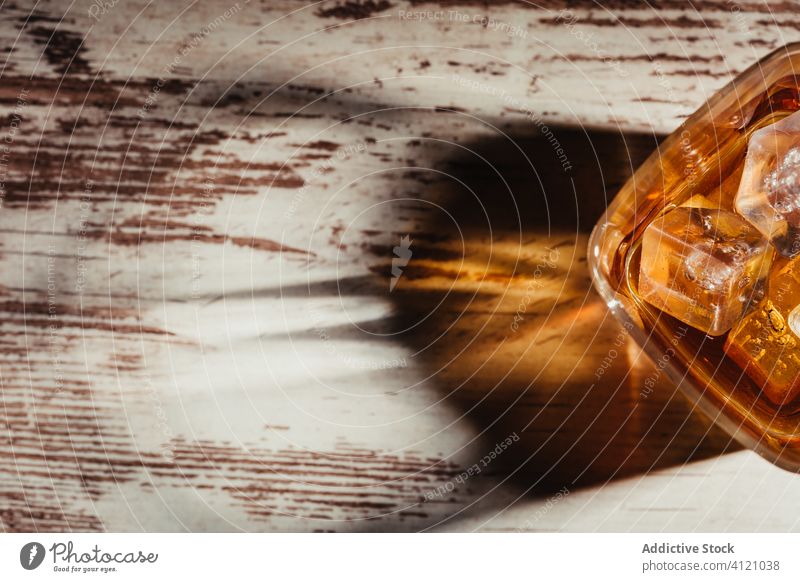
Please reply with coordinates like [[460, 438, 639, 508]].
[[3, 0, 800, 532]]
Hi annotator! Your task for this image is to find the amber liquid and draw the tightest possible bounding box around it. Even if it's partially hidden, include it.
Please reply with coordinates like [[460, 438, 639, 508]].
[[607, 78, 800, 446]]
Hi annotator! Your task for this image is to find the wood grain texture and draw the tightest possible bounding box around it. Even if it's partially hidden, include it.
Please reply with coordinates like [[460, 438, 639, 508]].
[[2, 0, 800, 532]]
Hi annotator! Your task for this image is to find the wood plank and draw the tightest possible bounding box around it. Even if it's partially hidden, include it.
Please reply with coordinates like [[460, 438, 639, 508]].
[[1, 0, 799, 532]]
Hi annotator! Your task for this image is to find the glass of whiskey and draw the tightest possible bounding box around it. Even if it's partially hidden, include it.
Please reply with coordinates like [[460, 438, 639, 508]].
[[589, 43, 800, 471]]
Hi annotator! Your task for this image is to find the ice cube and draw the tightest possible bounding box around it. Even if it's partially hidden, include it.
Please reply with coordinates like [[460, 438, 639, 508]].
[[735, 109, 800, 257], [724, 258, 800, 406], [639, 206, 773, 335]]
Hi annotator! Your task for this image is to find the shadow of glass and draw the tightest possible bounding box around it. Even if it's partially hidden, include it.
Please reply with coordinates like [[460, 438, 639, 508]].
[[379, 128, 739, 496]]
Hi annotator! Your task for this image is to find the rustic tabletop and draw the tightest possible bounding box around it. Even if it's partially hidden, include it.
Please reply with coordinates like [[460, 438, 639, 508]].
[[2, 0, 800, 533]]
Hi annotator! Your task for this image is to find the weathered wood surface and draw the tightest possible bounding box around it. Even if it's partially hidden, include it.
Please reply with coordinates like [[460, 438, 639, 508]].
[[2, 0, 800, 532]]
